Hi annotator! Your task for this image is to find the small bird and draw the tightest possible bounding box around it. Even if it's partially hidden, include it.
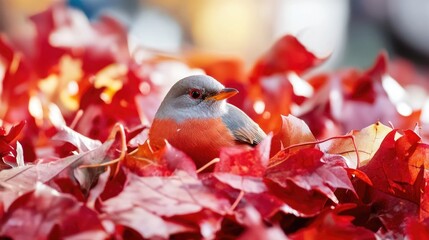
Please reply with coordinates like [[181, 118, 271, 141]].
[[148, 75, 267, 169]]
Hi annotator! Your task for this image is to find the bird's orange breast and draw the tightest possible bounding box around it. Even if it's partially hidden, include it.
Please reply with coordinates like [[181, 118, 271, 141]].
[[148, 118, 237, 168]]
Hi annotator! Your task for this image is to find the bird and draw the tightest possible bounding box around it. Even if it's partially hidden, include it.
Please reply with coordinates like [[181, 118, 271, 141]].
[[148, 75, 267, 169]]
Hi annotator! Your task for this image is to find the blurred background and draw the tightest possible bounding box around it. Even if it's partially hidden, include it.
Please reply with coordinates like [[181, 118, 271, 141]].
[[1, 0, 429, 71]]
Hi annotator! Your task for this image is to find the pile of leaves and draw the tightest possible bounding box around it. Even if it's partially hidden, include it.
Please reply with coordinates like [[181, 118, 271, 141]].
[[1, 4, 429, 239]]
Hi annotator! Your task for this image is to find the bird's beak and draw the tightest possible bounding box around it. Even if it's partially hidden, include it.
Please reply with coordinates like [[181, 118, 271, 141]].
[[206, 88, 239, 101]]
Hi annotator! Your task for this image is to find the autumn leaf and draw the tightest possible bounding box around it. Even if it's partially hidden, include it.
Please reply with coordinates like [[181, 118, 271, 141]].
[[103, 171, 230, 216], [420, 171, 429, 220], [289, 204, 375, 240], [2, 2, 429, 238], [265, 148, 355, 216], [0, 121, 25, 169], [359, 130, 429, 203], [0, 140, 113, 193], [325, 122, 393, 167], [52, 125, 102, 153], [0, 183, 108, 239], [355, 128, 429, 231], [124, 141, 196, 177], [212, 135, 271, 195], [354, 184, 419, 235], [0, 121, 25, 144], [0, 190, 20, 212], [102, 205, 193, 239], [243, 34, 328, 133], [235, 207, 288, 240], [249, 35, 327, 81], [215, 134, 271, 177], [269, 114, 316, 156], [86, 167, 111, 209], [277, 114, 316, 150], [242, 192, 285, 219], [299, 52, 398, 138], [406, 218, 429, 240], [102, 171, 230, 238]]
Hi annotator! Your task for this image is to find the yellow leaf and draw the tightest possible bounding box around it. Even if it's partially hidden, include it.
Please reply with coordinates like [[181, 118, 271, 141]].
[[326, 122, 393, 168]]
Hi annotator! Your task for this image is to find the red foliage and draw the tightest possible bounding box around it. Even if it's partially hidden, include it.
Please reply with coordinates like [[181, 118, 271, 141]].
[[124, 141, 196, 177], [0, 184, 107, 239], [406, 218, 429, 240], [102, 171, 230, 239], [359, 130, 428, 204], [2, 3, 429, 239], [215, 134, 272, 177], [271, 114, 317, 154], [249, 35, 326, 81], [300, 52, 398, 138], [241, 34, 327, 133], [289, 205, 375, 240], [265, 148, 355, 217], [0, 121, 25, 169]]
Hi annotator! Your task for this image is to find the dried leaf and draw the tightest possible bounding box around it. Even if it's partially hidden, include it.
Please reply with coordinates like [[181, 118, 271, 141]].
[[278, 114, 316, 150], [0, 140, 113, 193], [326, 122, 393, 167], [52, 126, 102, 153], [86, 167, 111, 209]]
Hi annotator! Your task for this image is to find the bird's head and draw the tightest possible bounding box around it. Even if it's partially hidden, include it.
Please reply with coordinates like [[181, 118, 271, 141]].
[[154, 75, 238, 122]]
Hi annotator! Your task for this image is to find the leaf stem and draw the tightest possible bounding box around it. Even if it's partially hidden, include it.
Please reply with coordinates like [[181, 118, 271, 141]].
[[196, 158, 220, 174], [229, 190, 244, 213], [70, 109, 84, 129], [270, 135, 360, 168], [79, 123, 127, 177]]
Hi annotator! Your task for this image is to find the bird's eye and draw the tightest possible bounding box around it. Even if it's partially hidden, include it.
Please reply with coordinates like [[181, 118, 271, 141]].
[[189, 89, 202, 99]]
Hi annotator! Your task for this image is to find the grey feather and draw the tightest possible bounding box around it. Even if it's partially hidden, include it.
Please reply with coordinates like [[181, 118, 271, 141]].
[[222, 105, 267, 146]]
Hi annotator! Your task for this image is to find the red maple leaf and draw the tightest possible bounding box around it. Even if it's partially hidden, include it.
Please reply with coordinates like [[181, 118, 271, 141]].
[[359, 130, 429, 205], [299, 52, 398, 138], [210, 136, 283, 218], [0, 183, 107, 239], [102, 171, 230, 239], [242, 35, 327, 133], [355, 129, 429, 234], [249, 35, 327, 81], [215, 134, 271, 177], [124, 141, 196, 177], [265, 148, 356, 216], [271, 114, 317, 155]]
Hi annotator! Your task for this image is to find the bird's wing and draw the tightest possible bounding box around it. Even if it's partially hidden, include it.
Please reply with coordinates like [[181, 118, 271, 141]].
[[222, 105, 267, 146]]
